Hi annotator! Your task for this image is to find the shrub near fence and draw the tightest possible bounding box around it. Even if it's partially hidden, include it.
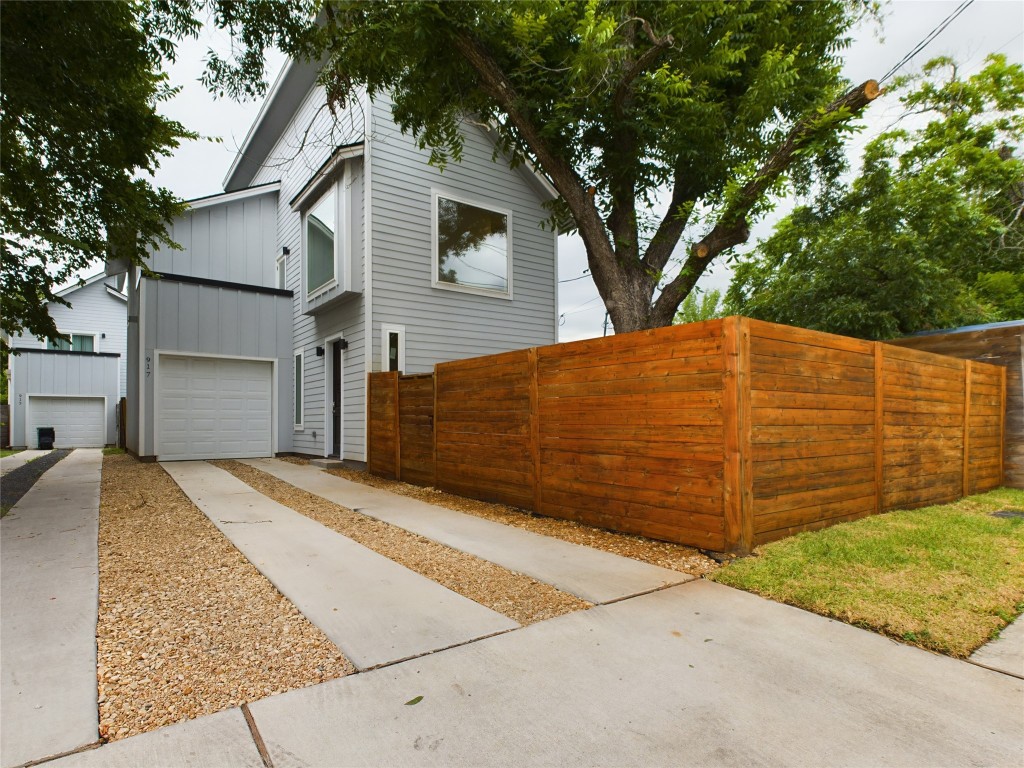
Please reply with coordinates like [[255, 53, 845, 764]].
[[368, 317, 1006, 555]]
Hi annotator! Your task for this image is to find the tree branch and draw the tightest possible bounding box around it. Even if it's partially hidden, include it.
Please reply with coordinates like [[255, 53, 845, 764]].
[[650, 79, 881, 325], [611, 19, 673, 115], [450, 30, 616, 270]]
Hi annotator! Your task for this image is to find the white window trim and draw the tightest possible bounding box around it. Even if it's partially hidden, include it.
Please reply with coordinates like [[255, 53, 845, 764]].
[[380, 324, 406, 373], [276, 254, 287, 290], [303, 165, 350, 300], [431, 189, 514, 300], [293, 350, 304, 431], [43, 330, 100, 353]]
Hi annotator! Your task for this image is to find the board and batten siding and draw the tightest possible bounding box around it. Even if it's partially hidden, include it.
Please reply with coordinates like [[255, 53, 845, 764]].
[[147, 190, 279, 286], [370, 97, 558, 376], [11, 277, 128, 397], [248, 83, 367, 460], [7, 351, 119, 446], [136, 278, 292, 457]]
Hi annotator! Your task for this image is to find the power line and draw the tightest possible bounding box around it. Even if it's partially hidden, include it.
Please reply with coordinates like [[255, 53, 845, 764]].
[[880, 0, 976, 84], [558, 271, 592, 283]]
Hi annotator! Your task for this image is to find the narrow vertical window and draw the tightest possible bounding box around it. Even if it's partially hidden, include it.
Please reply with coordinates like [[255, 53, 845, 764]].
[[276, 255, 286, 290], [381, 324, 406, 373], [294, 351, 303, 428]]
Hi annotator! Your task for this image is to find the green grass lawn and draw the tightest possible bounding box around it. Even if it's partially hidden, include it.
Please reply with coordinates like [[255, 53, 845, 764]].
[[711, 488, 1024, 658], [102, 446, 125, 455], [0, 449, 22, 458]]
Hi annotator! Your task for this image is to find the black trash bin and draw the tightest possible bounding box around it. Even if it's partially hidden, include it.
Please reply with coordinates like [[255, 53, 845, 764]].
[[37, 427, 55, 450]]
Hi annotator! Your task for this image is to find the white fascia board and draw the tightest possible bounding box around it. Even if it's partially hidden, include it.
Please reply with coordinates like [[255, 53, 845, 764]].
[[54, 271, 109, 298], [222, 60, 295, 191], [289, 144, 366, 212], [105, 284, 128, 302], [186, 182, 282, 212]]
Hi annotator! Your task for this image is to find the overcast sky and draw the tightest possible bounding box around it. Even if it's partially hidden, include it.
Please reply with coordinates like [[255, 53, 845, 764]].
[[153, 1, 1024, 341]]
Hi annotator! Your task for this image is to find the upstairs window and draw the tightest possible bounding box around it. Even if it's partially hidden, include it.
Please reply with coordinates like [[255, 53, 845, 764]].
[[49, 333, 95, 352], [306, 187, 336, 295], [433, 192, 511, 298]]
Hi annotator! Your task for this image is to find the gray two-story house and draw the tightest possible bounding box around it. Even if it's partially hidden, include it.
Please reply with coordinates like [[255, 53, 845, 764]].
[[125, 59, 558, 462]]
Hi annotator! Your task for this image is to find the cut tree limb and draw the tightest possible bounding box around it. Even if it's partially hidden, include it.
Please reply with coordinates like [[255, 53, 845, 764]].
[[650, 79, 881, 325]]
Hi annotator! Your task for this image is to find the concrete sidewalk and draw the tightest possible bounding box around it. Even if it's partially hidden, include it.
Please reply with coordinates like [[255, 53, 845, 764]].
[[971, 615, 1024, 678], [162, 461, 518, 670], [1, 449, 102, 768], [241, 458, 691, 603], [0, 449, 50, 476], [53, 580, 1023, 767]]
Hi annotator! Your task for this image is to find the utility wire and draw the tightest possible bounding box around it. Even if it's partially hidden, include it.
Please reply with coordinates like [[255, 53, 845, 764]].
[[880, 0, 976, 84], [558, 271, 593, 283]]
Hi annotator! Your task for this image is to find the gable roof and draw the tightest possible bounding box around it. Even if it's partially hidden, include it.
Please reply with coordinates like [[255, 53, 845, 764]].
[[54, 271, 119, 299], [223, 59, 559, 204]]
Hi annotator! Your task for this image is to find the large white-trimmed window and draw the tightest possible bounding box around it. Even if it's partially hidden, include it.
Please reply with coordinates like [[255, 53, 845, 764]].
[[432, 191, 512, 298], [48, 332, 96, 352], [293, 351, 304, 429], [305, 186, 338, 296], [381, 324, 406, 373]]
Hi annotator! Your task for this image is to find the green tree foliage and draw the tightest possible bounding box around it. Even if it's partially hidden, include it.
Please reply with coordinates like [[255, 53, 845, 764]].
[[172, 0, 878, 333], [674, 289, 724, 324], [0, 1, 195, 353], [728, 55, 1024, 339]]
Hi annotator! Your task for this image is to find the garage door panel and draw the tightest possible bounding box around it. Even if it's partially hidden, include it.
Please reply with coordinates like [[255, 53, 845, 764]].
[[157, 356, 273, 461], [29, 397, 106, 448]]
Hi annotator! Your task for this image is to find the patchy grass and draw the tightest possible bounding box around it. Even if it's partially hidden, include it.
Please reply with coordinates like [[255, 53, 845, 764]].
[[102, 446, 125, 455], [711, 488, 1024, 658], [0, 449, 22, 458]]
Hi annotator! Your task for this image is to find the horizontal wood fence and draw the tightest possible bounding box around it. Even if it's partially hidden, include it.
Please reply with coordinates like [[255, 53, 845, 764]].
[[367, 317, 1006, 555], [889, 323, 1022, 489]]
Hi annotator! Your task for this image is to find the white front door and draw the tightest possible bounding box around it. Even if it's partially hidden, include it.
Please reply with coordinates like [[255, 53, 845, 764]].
[[157, 355, 273, 461], [28, 396, 106, 448]]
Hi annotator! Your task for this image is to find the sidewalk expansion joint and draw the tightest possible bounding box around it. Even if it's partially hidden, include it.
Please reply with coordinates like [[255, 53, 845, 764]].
[[241, 702, 274, 768], [596, 579, 693, 606], [11, 739, 103, 768], [963, 658, 1024, 682], [358, 625, 522, 674]]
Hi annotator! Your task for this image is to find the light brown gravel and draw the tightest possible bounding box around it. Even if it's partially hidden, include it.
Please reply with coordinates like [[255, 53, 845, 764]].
[[97, 455, 353, 742], [316, 465, 719, 577], [215, 461, 590, 625]]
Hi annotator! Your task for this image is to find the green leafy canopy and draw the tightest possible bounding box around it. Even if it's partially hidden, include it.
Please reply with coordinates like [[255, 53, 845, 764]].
[[0, 1, 197, 352], [174, 0, 879, 332], [728, 54, 1024, 339]]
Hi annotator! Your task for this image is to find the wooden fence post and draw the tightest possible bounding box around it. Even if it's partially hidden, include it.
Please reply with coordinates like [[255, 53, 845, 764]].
[[874, 343, 884, 514], [528, 347, 541, 514], [393, 372, 401, 481], [962, 361, 972, 496], [722, 317, 753, 554], [1000, 365, 1007, 485], [432, 366, 439, 489]]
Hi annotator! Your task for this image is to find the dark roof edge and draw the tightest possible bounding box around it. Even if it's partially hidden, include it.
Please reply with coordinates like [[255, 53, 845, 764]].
[[13, 348, 120, 358]]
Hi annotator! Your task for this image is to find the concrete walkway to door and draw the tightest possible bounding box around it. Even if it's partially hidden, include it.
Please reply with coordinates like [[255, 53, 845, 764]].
[[1, 449, 102, 768]]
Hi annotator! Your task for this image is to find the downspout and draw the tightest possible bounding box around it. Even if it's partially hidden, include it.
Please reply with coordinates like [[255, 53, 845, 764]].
[[362, 90, 374, 463]]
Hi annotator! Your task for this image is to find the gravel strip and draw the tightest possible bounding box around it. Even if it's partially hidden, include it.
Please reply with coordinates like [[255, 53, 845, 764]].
[[314, 465, 719, 576], [98, 455, 353, 742], [214, 461, 591, 625], [0, 448, 70, 512]]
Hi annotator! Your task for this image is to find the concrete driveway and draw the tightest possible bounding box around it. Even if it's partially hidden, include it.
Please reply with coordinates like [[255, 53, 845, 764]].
[[4, 456, 1022, 767]]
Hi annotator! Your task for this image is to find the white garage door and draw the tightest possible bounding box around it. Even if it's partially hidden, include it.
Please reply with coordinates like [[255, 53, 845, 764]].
[[157, 356, 273, 461], [29, 396, 106, 448]]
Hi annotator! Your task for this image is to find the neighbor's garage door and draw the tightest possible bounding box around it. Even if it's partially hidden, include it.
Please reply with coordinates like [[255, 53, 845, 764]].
[[29, 396, 106, 448], [157, 355, 273, 461]]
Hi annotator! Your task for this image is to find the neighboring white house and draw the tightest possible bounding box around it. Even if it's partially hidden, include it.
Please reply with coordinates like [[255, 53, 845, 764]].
[[124, 58, 559, 462], [7, 272, 127, 448]]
